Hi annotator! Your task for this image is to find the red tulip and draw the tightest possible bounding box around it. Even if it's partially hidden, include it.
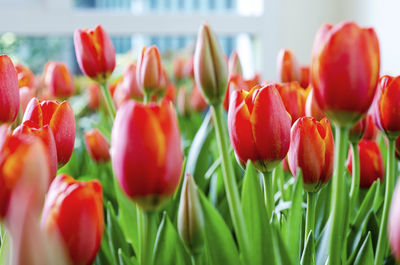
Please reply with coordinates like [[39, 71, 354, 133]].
[[223, 74, 248, 111], [41, 174, 104, 265], [277, 49, 300, 83], [173, 57, 185, 81], [87, 82, 101, 110], [23, 98, 75, 166], [305, 89, 325, 121], [19, 86, 35, 113], [183, 56, 194, 79], [275, 81, 308, 124], [348, 116, 368, 143], [363, 113, 379, 141], [84, 129, 110, 163], [0, 54, 19, 123], [74, 25, 116, 82], [243, 73, 260, 89], [346, 140, 384, 188], [227, 84, 291, 172], [300, 66, 310, 88], [372, 75, 400, 139], [229, 50, 243, 77], [111, 99, 183, 210], [15, 63, 35, 89], [137, 45, 163, 95], [310, 22, 380, 126], [288, 117, 334, 192], [44, 62, 74, 98], [190, 83, 208, 112], [13, 120, 58, 182]]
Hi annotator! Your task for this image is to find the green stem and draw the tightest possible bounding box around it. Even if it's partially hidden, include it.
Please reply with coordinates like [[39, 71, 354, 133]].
[[375, 138, 396, 265], [191, 255, 201, 265], [305, 192, 316, 247], [263, 171, 274, 220], [328, 125, 349, 265], [210, 104, 250, 265], [100, 82, 116, 119], [349, 142, 360, 217], [139, 210, 153, 265]]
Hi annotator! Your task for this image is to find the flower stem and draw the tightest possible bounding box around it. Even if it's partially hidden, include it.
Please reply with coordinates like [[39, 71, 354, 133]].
[[139, 210, 154, 265], [305, 192, 316, 247], [328, 125, 349, 265], [100, 82, 116, 119], [191, 255, 201, 265], [375, 138, 396, 265], [210, 103, 250, 265], [349, 142, 360, 216], [262, 171, 274, 220]]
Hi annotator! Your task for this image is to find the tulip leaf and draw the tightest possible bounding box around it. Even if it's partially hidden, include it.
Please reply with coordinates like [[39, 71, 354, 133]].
[[118, 248, 135, 265], [241, 162, 276, 265], [273, 224, 295, 265], [153, 213, 191, 265], [314, 183, 331, 239], [353, 232, 374, 265], [352, 180, 378, 228], [199, 191, 241, 265], [316, 215, 331, 265], [301, 231, 315, 265]]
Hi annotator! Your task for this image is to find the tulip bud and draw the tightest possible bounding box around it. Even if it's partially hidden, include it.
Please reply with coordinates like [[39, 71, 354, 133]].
[[15, 63, 35, 89], [23, 98, 76, 166], [136, 45, 163, 95], [223, 74, 248, 111], [372, 75, 400, 139], [305, 88, 325, 121], [19, 86, 35, 113], [183, 56, 194, 79], [389, 181, 400, 263], [346, 139, 384, 188], [288, 117, 334, 192], [173, 57, 184, 81], [178, 174, 205, 255], [111, 99, 183, 210], [74, 25, 116, 82], [194, 23, 228, 105], [348, 116, 368, 143], [0, 55, 19, 123], [41, 174, 104, 265], [177, 86, 190, 116], [227, 84, 291, 172], [299, 66, 310, 88], [84, 129, 110, 163], [190, 83, 208, 112], [228, 50, 243, 77], [44, 62, 74, 98], [277, 49, 300, 83], [363, 114, 379, 141], [275, 81, 308, 124], [114, 63, 143, 107], [310, 22, 380, 126], [87, 82, 101, 110]]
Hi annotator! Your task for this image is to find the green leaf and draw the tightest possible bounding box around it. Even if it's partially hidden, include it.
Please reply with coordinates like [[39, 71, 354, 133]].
[[118, 248, 134, 265], [353, 232, 374, 265], [153, 213, 191, 265], [301, 231, 315, 265], [352, 180, 379, 228], [199, 191, 241, 265], [241, 162, 276, 265]]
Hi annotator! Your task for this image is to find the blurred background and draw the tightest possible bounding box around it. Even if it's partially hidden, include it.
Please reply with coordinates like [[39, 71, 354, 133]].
[[0, 0, 398, 80]]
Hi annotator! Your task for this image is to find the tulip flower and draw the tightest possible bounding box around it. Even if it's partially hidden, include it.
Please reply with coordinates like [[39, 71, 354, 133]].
[[300, 66, 310, 88], [194, 23, 228, 105], [288, 117, 334, 192], [173, 57, 184, 82], [275, 81, 308, 124], [389, 180, 400, 263], [0, 54, 19, 123], [84, 129, 110, 163], [190, 83, 208, 112], [114, 64, 143, 107], [228, 50, 243, 77], [44, 62, 75, 98], [74, 25, 116, 82], [15, 63, 35, 89], [23, 98, 75, 166], [177, 86, 190, 115], [137, 45, 163, 97], [87, 82, 101, 110], [310, 22, 380, 126], [164, 83, 177, 103], [277, 49, 300, 83], [41, 174, 104, 265], [346, 140, 383, 188], [111, 99, 183, 210], [19, 86, 35, 113], [348, 116, 368, 143], [363, 114, 379, 141], [183, 56, 194, 79], [305, 89, 325, 121], [223, 74, 248, 111]]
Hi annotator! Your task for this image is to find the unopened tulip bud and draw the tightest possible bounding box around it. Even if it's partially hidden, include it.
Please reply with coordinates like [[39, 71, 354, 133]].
[[277, 49, 300, 83], [178, 174, 205, 256], [305, 89, 325, 121], [0, 55, 19, 123], [15, 64, 35, 89], [276, 81, 308, 124], [137, 46, 163, 96], [84, 129, 110, 163], [114, 64, 142, 108], [194, 23, 228, 105], [228, 50, 243, 77], [44, 62, 74, 98], [348, 116, 368, 143], [363, 114, 379, 141], [300, 66, 310, 88]]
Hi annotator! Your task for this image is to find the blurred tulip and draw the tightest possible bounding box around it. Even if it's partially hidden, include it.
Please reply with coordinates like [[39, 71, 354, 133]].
[[227, 84, 291, 172], [194, 23, 228, 105], [346, 139, 383, 188], [243, 73, 260, 89], [229, 50, 243, 77], [137, 45, 163, 95], [223, 74, 247, 111], [164, 83, 177, 103], [84, 129, 110, 163], [87, 82, 101, 110], [44, 62, 74, 98], [23, 98, 75, 166], [0, 55, 19, 123], [310, 22, 380, 126], [114, 64, 143, 108], [305, 89, 325, 121], [108, 77, 122, 98], [15, 63, 35, 89], [348, 116, 368, 143], [372, 75, 400, 139], [111, 99, 183, 210], [41, 174, 104, 265], [177, 86, 190, 115], [191, 83, 208, 112], [276, 81, 308, 124], [363, 114, 379, 141], [288, 117, 334, 192], [277, 49, 300, 83], [173, 57, 185, 81], [299, 66, 310, 88], [74, 25, 116, 82], [183, 56, 194, 79], [19, 86, 35, 113]]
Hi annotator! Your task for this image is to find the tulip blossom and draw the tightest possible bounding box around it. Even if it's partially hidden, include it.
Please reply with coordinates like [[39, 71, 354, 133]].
[[363, 114, 379, 141], [15, 63, 35, 89], [114, 64, 143, 107], [227, 84, 291, 172], [275, 81, 308, 124], [348, 116, 368, 143], [136, 45, 163, 95], [111, 99, 183, 210], [41, 174, 104, 265], [223, 74, 248, 111], [44, 62, 75, 98], [183, 56, 194, 79], [87, 82, 101, 110], [288, 117, 334, 192], [173, 57, 184, 81], [194, 24, 228, 105], [74, 25, 116, 82], [177, 86, 190, 115], [84, 129, 110, 163], [310, 22, 380, 126], [305, 89, 325, 121], [346, 140, 384, 188], [277, 49, 300, 83], [19, 86, 35, 113], [299, 66, 310, 88], [228, 50, 243, 77], [190, 83, 208, 112], [0, 54, 19, 123], [23, 98, 75, 166]]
